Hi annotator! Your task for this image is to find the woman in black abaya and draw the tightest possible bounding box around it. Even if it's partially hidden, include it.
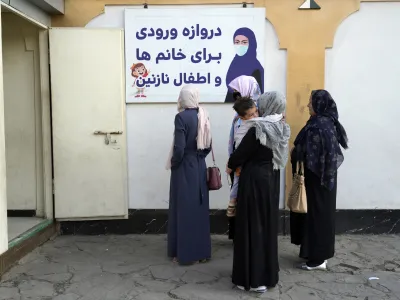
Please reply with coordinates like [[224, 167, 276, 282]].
[[227, 92, 290, 292], [290, 90, 348, 270]]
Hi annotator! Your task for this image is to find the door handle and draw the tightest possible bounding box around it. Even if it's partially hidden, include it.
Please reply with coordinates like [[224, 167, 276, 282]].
[[93, 131, 123, 135], [94, 131, 123, 145]]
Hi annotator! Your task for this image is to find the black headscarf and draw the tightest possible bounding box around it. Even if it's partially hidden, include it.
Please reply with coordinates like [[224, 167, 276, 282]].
[[294, 90, 348, 190]]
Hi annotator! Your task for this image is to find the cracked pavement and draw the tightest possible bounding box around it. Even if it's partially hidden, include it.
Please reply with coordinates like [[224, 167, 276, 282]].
[[1, 235, 399, 299]]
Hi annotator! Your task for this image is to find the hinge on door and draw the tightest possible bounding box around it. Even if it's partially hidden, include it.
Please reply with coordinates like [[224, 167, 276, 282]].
[[52, 179, 55, 195], [48, 49, 51, 65]]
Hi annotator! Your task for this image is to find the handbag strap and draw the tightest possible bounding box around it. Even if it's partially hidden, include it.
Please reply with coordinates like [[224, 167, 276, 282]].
[[297, 161, 304, 175], [211, 143, 216, 166]]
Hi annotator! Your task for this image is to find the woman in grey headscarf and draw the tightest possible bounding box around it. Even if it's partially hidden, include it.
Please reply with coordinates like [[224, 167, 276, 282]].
[[227, 91, 290, 293]]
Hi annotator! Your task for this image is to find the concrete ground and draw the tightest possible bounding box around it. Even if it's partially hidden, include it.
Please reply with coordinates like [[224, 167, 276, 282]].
[[0, 235, 399, 300]]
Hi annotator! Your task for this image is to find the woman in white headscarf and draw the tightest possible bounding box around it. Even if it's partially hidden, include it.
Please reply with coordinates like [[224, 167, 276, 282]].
[[227, 91, 290, 292], [166, 85, 212, 265], [227, 75, 261, 240], [228, 75, 261, 155]]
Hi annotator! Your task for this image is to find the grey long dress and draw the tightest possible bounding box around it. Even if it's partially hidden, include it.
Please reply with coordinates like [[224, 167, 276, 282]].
[[167, 108, 211, 264]]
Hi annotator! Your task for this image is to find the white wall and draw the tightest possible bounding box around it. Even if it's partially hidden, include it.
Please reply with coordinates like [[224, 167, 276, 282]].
[[326, 2, 400, 209], [2, 13, 43, 212], [0, 9, 9, 255], [87, 4, 287, 209]]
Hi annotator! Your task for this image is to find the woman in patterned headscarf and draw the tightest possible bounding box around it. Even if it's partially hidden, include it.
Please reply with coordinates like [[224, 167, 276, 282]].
[[290, 90, 348, 271]]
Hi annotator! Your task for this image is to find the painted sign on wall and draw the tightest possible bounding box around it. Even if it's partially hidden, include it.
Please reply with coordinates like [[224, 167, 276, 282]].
[[124, 8, 265, 103]]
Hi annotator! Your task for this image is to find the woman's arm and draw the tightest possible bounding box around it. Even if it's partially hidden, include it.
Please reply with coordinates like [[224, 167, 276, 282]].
[[292, 127, 322, 174], [198, 147, 211, 158], [228, 116, 239, 156], [171, 114, 186, 169], [228, 121, 235, 156], [228, 127, 258, 170], [290, 147, 298, 175]]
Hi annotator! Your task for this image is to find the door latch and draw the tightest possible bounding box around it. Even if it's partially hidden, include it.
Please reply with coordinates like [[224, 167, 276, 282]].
[[94, 131, 123, 145]]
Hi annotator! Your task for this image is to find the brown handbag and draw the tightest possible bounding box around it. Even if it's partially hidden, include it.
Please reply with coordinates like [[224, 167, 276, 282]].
[[207, 145, 222, 191], [287, 162, 307, 213]]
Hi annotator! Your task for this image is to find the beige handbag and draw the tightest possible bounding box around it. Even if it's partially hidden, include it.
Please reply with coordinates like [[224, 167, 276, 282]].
[[287, 162, 307, 213]]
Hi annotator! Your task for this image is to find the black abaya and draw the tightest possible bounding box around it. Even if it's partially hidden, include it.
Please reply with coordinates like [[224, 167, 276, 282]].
[[228, 128, 280, 289], [228, 170, 235, 240], [290, 89, 345, 265], [290, 167, 337, 262]]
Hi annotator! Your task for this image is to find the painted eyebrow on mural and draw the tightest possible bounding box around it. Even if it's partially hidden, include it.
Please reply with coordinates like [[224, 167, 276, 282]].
[[234, 38, 249, 45]]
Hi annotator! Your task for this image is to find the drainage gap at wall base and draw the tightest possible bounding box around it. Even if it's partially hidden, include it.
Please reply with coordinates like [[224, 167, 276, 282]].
[[59, 209, 400, 236]]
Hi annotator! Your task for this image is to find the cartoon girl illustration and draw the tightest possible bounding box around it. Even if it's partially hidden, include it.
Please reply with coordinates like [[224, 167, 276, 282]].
[[131, 63, 150, 98]]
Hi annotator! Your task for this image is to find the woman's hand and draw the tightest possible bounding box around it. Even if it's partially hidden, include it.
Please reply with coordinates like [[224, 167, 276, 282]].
[[226, 162, 232, 174]]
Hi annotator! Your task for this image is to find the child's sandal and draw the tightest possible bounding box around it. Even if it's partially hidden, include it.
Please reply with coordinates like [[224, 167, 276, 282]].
[[226, 205, 236, 217]]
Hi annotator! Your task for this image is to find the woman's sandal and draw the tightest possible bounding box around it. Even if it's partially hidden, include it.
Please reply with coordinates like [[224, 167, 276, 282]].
[[226, 205, 236, 217]]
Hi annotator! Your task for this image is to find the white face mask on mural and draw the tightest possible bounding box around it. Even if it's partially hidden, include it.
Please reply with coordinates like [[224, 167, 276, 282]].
[[234, 45, 249, 57]]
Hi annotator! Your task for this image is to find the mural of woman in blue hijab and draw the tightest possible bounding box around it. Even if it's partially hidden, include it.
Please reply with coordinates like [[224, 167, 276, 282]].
[[225, 27, 265, 103]]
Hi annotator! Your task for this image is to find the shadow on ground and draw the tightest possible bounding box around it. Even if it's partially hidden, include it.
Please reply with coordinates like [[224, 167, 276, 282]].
[[1, 235, 400, 299]]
